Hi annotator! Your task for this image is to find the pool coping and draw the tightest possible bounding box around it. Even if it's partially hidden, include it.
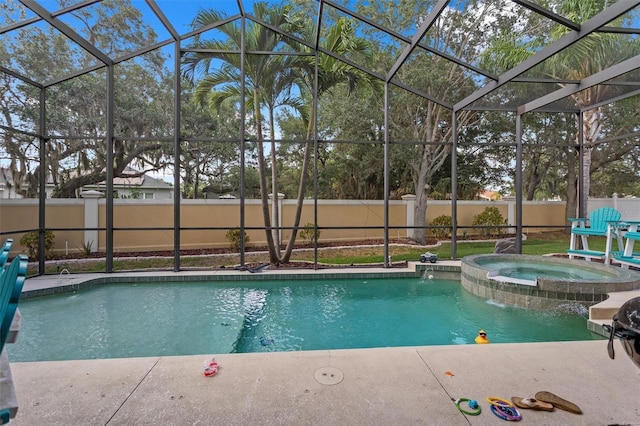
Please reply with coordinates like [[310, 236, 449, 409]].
[[8, 341, 640, 425], [20, 261, 463, 298]]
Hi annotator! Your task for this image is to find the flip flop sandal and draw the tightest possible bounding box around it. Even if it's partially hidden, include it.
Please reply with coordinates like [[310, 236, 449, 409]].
[[511, 396, 554, 411], [534, 391, 582, 414]]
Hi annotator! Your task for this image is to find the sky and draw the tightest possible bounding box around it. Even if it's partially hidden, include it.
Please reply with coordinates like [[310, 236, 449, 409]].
[[23, 1, 241, 41], [134, 0, 243, 38]]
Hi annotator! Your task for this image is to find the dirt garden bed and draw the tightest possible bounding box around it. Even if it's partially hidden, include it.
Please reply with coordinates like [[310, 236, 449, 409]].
[[46, 237, 433, 262]]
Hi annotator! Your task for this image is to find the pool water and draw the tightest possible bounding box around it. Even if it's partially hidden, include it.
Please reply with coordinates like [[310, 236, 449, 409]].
[[476, 259, 617, 281], [7, 277, 602, 362]]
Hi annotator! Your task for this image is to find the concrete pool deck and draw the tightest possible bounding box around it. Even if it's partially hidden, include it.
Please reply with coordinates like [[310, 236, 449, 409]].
[[6, 265, 640, 425]]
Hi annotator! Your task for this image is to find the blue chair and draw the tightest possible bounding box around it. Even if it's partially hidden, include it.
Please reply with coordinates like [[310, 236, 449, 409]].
[[0, 254, 27, 424], [567, 207, 622, 264], [612, 223, 640, 268], [0, 239, 13, 270], [0, 255, 28, 353]]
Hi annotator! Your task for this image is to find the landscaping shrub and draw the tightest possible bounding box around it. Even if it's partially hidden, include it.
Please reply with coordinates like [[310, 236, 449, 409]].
[[299, 223, 321, 244], [225, 228, 250, 251], [79, 240, 93, 256], [472, 206, 507, 237], [429, 215, 453, 239], [20, 230, 55, 259]]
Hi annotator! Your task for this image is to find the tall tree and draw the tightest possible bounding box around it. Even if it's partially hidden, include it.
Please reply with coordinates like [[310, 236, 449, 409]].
[[183, 7, 378, 263], [0, 0, 175, 198], [183, 3, 306, 263], [278, 17, 381, 261], [352, 0, 491, 244], [481, 0, 640, 220]]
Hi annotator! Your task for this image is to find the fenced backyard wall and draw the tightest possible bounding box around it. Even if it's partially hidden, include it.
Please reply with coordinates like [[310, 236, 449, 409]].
[[1, 195, 633, 255], [590, 196, 640, 221]]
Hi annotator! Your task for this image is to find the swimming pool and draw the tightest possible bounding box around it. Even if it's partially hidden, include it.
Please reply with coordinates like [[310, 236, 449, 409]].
[[7, 277, 602, 362]]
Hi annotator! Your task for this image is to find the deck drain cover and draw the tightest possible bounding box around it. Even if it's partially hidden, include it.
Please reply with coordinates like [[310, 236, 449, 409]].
[[314, 367, 344, 385]]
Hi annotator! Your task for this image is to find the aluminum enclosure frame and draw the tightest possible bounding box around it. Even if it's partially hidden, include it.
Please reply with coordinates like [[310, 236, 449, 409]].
[[1, 0, 640, 273]]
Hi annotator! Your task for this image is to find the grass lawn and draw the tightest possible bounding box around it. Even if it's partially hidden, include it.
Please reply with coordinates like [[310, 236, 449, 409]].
[[42, 232, 591, 274], [308, 232, 580, 265]]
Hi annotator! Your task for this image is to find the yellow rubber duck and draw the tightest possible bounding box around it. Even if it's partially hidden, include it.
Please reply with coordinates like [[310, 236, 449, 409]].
[[475, 329, 490, 344]]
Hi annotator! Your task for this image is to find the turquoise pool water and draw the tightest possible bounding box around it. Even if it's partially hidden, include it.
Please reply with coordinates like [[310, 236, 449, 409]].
[[475, 259, 618, 281], [7, 277, 602, 362]]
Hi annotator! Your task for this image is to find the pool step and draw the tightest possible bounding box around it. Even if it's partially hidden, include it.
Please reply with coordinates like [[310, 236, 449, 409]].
[[588, 306, 619, 321], [586, 319, 609, 337], [588, 289, 640, 337], [588, 289, 640, 321]]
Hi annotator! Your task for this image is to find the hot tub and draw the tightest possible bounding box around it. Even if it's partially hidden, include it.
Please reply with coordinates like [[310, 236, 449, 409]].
[[461, 254, 640, 311]]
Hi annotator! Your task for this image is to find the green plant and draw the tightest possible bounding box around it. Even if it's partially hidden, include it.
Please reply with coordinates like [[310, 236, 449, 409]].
[[429, 190, 446, 200], [299, 223, 321, 244], [472, 206, 508, 237], [79, 240, 93, 256], [128, 189, 142, 199], [429, 215, 453, 239], [225, 228, 250, 251], [20, 230, 55, 259]]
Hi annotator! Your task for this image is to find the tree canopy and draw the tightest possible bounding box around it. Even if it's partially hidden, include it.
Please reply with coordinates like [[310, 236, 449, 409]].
[[2, 0, 640, 267]]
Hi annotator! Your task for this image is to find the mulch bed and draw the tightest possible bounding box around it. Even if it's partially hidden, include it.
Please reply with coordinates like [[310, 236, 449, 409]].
[[46, 238, 431, 263]]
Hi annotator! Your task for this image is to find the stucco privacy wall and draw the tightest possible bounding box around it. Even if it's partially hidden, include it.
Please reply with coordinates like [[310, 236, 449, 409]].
[[0, 199, 85, 255], [0, 197, 610, 255], [103, 199, 269, 253], [99, 199, 408, 252]]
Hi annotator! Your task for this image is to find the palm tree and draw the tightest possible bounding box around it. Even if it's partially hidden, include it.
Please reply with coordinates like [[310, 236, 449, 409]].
[[278, 18, 381, 262], [182, 3, 306, 264], [183, 7, 379, 264]]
